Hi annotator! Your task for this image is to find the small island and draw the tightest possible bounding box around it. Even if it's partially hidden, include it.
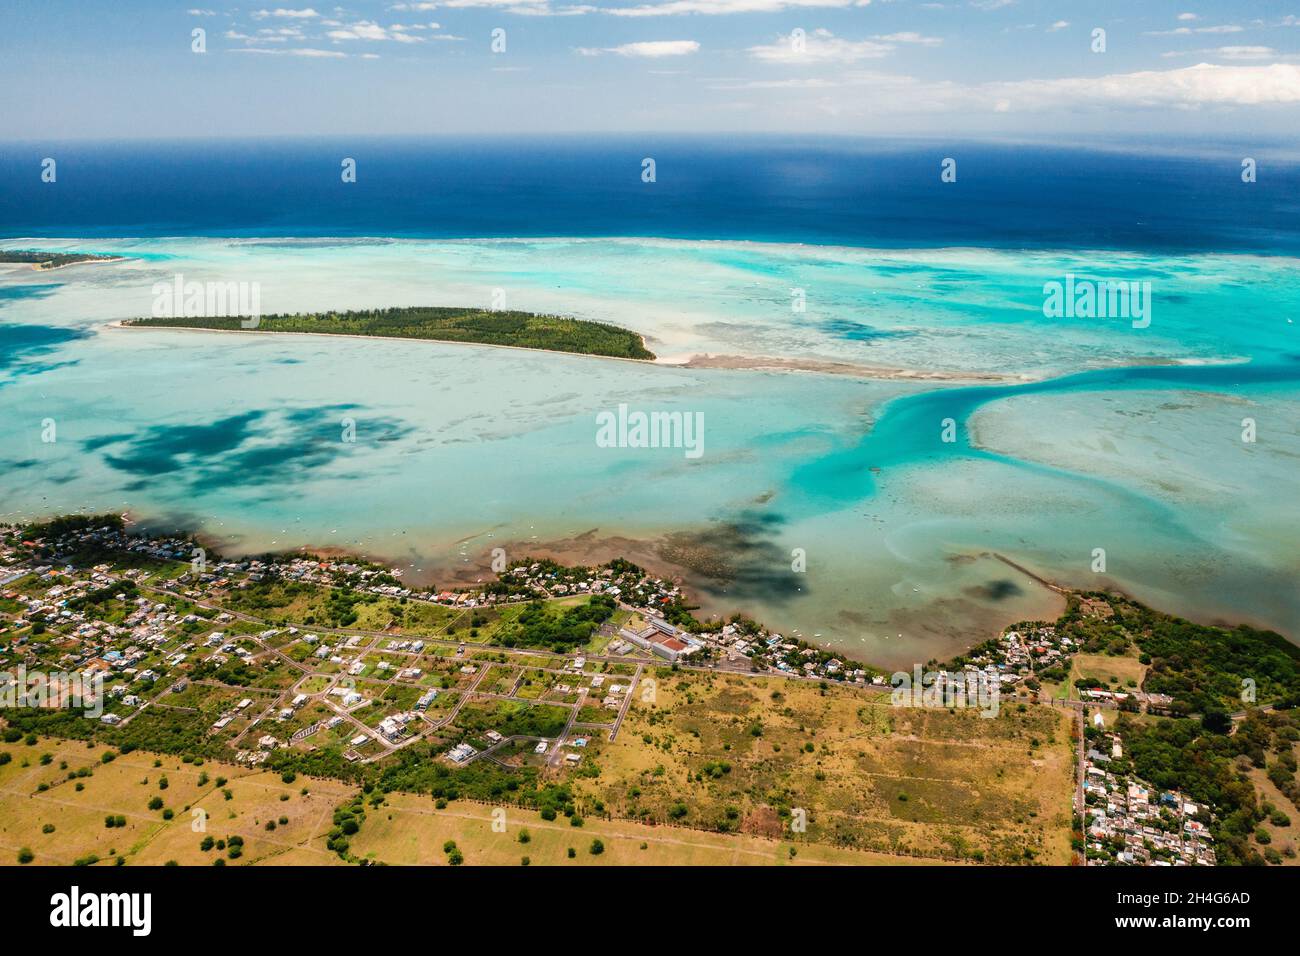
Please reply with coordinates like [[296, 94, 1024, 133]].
[[127, 306, 657, 361], [0, 250, 124, 271]]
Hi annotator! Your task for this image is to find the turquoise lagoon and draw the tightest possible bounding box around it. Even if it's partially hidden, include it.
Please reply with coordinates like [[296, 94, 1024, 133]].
[[1, 236, 1297, 667]]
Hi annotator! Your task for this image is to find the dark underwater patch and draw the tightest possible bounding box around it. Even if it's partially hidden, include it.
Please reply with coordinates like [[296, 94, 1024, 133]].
[[83, 405, 415, 493], [0, 322, 91, 378]]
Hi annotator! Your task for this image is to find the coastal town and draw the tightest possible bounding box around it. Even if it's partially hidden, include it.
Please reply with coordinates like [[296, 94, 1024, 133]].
[[0, 515, 882, 775], [1082, 729, 1217, 866], [1, 514, 1296, 870]]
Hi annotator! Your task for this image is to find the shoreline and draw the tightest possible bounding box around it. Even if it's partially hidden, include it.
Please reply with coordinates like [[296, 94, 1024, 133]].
[[0, 254, 128, 272], [32, 255, 128, 271], [12, 504, 1289, 671], [108, 321, 1238, 385], [17, 509, 1294, 670], [109, 319, 661, 369]]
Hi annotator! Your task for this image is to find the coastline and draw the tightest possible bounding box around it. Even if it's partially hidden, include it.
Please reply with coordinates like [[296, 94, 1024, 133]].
[[32, 255, 128, 271], [36, 508, 1294, 668], [109, 319, 661, 368], [108, 321, 1236, 385]]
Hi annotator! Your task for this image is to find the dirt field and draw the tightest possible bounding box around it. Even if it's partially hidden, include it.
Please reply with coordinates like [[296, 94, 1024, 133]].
[[349, 793, 947, 866], [0, 667, 1076, 866], [567, 671, 1075, 864], [0, 737, 353, 866]]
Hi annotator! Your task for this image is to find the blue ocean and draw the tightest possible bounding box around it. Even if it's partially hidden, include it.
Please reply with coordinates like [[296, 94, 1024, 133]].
[[3, 136, 1299, 253], [1, 137, 1298, 665]]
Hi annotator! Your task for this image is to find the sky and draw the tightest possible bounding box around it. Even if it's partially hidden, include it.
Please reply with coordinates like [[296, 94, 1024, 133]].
[[2, 1, 1299, 140]]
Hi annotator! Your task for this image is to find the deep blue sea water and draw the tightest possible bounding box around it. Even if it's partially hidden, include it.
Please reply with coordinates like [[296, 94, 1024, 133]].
[[3, 136, 1299, 253]]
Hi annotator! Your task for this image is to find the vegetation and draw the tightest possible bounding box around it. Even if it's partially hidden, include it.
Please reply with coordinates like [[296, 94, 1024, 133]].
[[1077, 706, 1300, 867], [492, 595, 618, 652], [22, 513, 125, 541], [0, 250, 120, 269], [127, 306, 655, 360], [1056, 592, 1300, 713]]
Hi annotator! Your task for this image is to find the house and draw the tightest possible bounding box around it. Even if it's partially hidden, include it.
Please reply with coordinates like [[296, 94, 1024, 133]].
[[447, 742, 478, 763]]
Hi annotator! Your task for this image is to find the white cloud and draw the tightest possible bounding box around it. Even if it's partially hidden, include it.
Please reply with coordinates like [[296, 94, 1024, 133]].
[[719, 62, 1300, 112], [231, 46, 346, 57], [749, 29, 893, 63], [327, 20, 434, 42], [874, 31, 942, 46], [251, 7, 320, 19], [395, 0, 870, 13], [1046, 20, 1069, 32], [1177, 12, 1199, 21], [1145, 24, 1243, 36], [578, 39, 701, 56], [712, 76, 838, 89], [602, 0, 872, 15], [393, 0, 555, 9], [1164, 46, 1278, 61], [978, 62, 1300, 108]]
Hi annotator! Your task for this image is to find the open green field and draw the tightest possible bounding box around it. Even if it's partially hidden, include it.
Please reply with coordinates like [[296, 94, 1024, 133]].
[[1069, 653, 1148, 691]]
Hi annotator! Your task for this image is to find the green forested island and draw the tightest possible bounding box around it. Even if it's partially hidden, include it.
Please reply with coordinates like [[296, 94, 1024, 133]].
[[127, 306, 656, 360], [0, 250, 122, 270]]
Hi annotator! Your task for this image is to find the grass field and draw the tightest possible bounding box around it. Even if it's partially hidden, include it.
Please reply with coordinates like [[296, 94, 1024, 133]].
[[1070, 653, 1148, 690]]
